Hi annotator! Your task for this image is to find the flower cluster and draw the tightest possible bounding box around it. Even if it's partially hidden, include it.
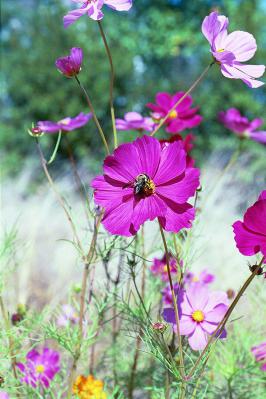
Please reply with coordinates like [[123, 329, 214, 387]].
[[16, 348, 60, 388], [73, 375, 107, 399], [150, 253, 178, 281]]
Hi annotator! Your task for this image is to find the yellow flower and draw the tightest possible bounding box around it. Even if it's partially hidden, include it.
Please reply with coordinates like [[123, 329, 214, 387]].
[[73, 375, 107, 399]]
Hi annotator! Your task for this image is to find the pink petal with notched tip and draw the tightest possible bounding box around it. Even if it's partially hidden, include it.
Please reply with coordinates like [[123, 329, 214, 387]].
[[188, 325, 208, 351], [201, 12, 229, 46], [105, 0, 132, 11], [243, 199, 266, 235], [134, 135, 161, 179], [222, 31, 257, 62], [221, 63, 265, 88], [158, 201, 195, 234], [154, 141, 186, 185]]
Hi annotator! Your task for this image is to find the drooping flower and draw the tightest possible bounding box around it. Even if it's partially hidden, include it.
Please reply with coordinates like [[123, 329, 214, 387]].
[[183, 269, 215, 286], [16, 348, 60, 388], [163, 284, 228, 350], [146, 92, 202, 134], [64, 0, 133, 27], [55, 47, 83, 78], [115, 112, 155, 133], [0, 393, 9, 399], [233, 191, 266, 262], [73, 375, 107, 399], [202, 11, 265, 88], [218, 108, 266, 144], [251, 342, 266, 371], [160, 133, 196, 167], [37, 112, 92, 134], [57, 304, 79, 327], [91, 135, 200, 236], [151, 253, 178, 282]]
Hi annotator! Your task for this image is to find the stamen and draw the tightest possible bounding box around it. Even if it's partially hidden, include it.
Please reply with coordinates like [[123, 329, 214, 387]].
[[191, 310, 204, 322]]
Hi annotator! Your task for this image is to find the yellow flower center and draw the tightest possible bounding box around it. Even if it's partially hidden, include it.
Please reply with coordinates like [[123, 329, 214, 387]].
[[192, 310, 204, 322], [192, 276, 199, 282], [59, 117, 70, 125], [169, 110, 178, 119], [163, 265, 168, 273], [35, 364, 45, 374], [217, 48, 225, 52]]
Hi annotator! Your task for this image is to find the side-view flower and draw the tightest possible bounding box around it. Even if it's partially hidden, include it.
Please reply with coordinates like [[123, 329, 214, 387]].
[[115, 112, 155, 133], [55, 47, 83, 78], [202, 11, 265, 88], [91, 135, 200, 236]]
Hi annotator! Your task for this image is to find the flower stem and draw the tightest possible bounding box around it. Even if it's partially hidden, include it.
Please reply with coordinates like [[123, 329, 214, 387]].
[[158, 222, 185, 379], [186, 257, 265, 380], [97, 21, 118, 149], [75, 76, 110, 155], [150, 63, 213, 137], [47, 130, 62, 165]]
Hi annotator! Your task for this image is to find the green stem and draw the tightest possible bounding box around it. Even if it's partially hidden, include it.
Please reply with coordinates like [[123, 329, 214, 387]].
[[47, 130, 62, 165], [151, 63, 213, 137], [97, 21, 118, 149], [75, 76, 110, 155]]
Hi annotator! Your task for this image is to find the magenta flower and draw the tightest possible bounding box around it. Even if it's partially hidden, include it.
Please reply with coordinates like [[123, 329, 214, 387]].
[[16, 348, 60, 389], [202, 11, 265, 88], [219, 108, 266, 144], [91, 135, 200, 236], [233, 191, 266, 262], [116, 112, 155, 133], [37, 112, 92, 134], [64, 0, 133, 27], [146, 92, 202, 134], [251, 342, 266, 371], [160, 133, 196, 167], [151, 253, 178, 282], [57, 304, 78, 327], [0, 393, 9, 399], [162, 283, 181, 305], [184, 269, 215, 286], [163, 284, 229, 350], [55, 47, 83, 78]]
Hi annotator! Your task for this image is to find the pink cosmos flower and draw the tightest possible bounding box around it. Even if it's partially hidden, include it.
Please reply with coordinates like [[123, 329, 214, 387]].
[[37, 112, 92, 134], [16, 348, 60, 388], [233, 191, 266, 262], [151, 253, 178, 282], [57, 304, 79, 327], [163, 284, 229, 350], [202, 11, 265, 88], [218, 108, 266, 144], [55, 47, 83, 78], [251, 342, 266, 371], [64, 0, 133, 27], [146, 92, 202, 134], [116, 112, 155, 133], [160, 133, 196, 167], [91, 135, 200, 236], [0, 393, 9, 399], [183, 269, 215, 286]]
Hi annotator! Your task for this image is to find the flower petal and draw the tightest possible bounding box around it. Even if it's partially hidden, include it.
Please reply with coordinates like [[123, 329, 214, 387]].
[[158, 201, 195, 234], [133, 135, 161, 178], [188, 326, 208, 351], [154, 141, 186, 185], [223, 31, 257, 62]]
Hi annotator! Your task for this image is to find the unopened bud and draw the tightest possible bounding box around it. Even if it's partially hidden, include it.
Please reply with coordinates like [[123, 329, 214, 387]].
[[28, 126, 44, 137]]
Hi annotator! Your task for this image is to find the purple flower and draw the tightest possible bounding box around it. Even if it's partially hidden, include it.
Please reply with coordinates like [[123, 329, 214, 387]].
[[251, 342, 266, 371], [91, 135, 200, 236], [37, 112, 92, 134], [55, 47, 83, 78], [150, 253, 178, 282], [183, 269, 215, 286], [162, 283, 181, 305], [202, 12, 265, 88], [64, 0, 133, 27], [146, 92, 202, 134], [16, 348, 60, 389], [163, 284, 229, 351], [116, 112, 155, 133], [219, 108, 266, 144], [0, 393, 9, 399], [57, 304, 79, 327], [233, 191, 266, 261]]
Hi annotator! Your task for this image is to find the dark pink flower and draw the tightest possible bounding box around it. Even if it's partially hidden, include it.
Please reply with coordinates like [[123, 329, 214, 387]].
[[146, 92, 202, 134], [219, 108, 266, 144], [91, 135, 200, 236], [151, 253, 178, 282], [55, 47, 83, 78], [16, 348, 60, 389], [64, 0, 132, 27], [37, 112, 92, 134], [160, 133, 196, 167], [233, 191, 266, 262], [163, 284, 228, 351], [202, 12, 265, 88], [116, 112, 155, 133], [162, 283, 181, 305], [251, 342, 266, 371], [183, 269, 215, 286]]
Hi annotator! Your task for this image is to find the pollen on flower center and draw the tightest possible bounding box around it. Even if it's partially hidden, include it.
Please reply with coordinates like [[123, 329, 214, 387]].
[[169, 110, 178, 119], [134, 174, 156, 196], [192, 310, 204, 322], [217, 48, 225, 52], [35, 364, 45, 374], [59, 118, 70, 125]]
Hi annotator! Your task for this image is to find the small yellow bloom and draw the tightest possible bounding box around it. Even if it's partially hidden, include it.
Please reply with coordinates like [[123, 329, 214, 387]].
[[73, 375, 107, 399]]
